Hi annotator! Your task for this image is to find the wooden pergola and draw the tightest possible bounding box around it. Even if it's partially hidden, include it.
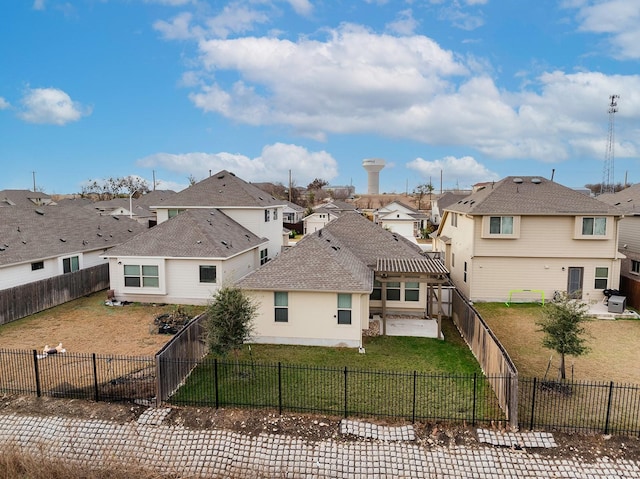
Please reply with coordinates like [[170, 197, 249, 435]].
[[374, 256, 450, 339]]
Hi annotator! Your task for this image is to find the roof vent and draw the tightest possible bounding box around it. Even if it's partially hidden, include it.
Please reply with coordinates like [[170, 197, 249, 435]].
[[217, 174, 225, 179], [221, 240, 228, 246], [531, 178, 542, 184], [112, 215, 120, 220], [35, 208, 45, 215], [60, 238, 66, 242], [513, 178, 523, 184]]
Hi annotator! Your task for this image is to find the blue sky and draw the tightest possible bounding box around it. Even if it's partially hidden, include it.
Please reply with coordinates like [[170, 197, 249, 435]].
[[1, 0, 639, 195]]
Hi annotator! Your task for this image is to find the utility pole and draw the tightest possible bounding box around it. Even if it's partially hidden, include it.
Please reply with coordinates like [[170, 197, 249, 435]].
[[32, 171, 36, 192], [601, 94, 619, 195]]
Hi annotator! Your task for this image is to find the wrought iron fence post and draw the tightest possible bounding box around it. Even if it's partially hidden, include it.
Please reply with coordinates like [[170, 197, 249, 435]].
[[412, 370, 417, 424], [92, 353, 99, 402], [604, 381, 615, 435], [472, 373, 477, 427], [530, 377, 537, 431], [278, 362, 282, 415], [214, 358, 219, 409], [344, 366, 348, 418], [32, 350, 41, 398]]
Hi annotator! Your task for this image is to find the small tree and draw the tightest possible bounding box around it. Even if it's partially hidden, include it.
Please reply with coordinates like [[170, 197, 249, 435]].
[[413, 183, 434, 210], [536, 292, 590, 380], [205, 286, 257, 357]]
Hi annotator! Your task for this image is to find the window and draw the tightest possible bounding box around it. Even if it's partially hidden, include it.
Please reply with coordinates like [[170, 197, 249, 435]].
[[370, 279, 382, 300], [463, 261, 468, 283], [386, 282, 401, 301], [199, 265, 216, 283], [63, 256, 79, 274], [582, 217, 606, 236], [451, 213, 457, 227], [632, 260, 640, 275], [264, 209, 271, 222], [451, 253, 455, 268], [274, 292, 288, 322], [337, 294, 352, 324], [124, 264, 159, 288], [31, 261, 44, 271], [405, 282, 420, 302], [168, 209, 185, 218], [489, 216, 514, 235], [594, 267, 608, 289], [273, 209, 278, 220], [260, 248, 268, 265]]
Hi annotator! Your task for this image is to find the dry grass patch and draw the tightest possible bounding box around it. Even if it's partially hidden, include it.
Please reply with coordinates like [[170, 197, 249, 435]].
[[0, 290, 205, 356], [475, 303, 640, 384]]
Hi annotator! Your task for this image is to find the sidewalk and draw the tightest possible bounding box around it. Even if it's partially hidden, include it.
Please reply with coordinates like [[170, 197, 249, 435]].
[[0, 408, 638, 478]]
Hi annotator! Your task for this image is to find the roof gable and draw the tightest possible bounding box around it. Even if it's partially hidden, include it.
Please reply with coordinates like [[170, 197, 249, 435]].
[[597, 183, 640, 214], [156, 170, 282, 208]]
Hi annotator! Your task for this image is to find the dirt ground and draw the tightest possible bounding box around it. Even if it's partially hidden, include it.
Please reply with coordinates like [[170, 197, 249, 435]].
[[0, 291, 204, 356], [476, 303, 640, 384], [0, 394, 639, 463]]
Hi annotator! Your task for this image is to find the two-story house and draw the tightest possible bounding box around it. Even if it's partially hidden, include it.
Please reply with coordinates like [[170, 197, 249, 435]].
[[374, 201, 428, 243], [597, 183, 640, 309], [433, 176, 623, 304]]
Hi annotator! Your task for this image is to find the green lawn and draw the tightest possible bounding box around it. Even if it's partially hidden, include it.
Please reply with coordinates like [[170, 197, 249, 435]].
[[170, 318, 504, 423]]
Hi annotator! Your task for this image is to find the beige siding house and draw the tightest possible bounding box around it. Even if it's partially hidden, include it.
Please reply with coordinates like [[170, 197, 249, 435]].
[[238, 212, 449, 348], [375, 201, 428, 243], [104, 209, 267, 305], [433, 176, 623, 303], [597, 183, 640, 309]]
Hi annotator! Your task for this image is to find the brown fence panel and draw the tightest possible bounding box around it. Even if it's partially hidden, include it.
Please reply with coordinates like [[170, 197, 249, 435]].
[[451, 288, 519, 428], [620, 275, 640, 311], [0, 264, 110, 325], [155, 312, 209, 405]]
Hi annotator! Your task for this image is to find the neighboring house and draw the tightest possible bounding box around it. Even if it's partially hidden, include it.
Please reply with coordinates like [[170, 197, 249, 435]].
[[88, 197, 158, 226], [0, 189, 56, 207], [238, 212, 449, 348], [0, 206, 145, 291], [282, 200, 305, 224], [433, 176, 623, 303], [431, 192, 469, 226], [302, 200, 358, 234], [103, 209, 268, 305], [151, 170, 284, 262], [303, 208, 340, 234], [374, 201, 428, 242], [597, 183, 640, 309]]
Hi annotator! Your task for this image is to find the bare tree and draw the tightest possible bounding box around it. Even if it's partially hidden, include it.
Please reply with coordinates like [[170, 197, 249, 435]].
[[413, 183, 434, 210]]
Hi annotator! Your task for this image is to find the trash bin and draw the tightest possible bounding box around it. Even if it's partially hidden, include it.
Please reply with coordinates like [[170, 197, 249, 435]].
[[608, 295, 626, 313]]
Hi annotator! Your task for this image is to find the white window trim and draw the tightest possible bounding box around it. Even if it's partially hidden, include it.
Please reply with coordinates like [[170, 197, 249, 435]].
[[481, 215, 520, 238], [120, 259, 166, 294], [575, 216, 609, 239]]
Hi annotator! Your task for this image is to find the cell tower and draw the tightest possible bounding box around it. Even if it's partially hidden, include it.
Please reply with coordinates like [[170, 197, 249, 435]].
[[601, 94, 619, 195]]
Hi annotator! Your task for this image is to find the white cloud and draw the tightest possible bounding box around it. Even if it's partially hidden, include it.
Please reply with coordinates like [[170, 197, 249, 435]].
[[285, 0, 313, 16], [145, 0, 195, 5], [33, 0, 45, 10], [0, 97, 10, 109], [386, 9, 419, 35], [154, 12, 199, 40], [569, 0, 640, 59], [18, 87, 91, 125], [137, 143, 339, 185], [407, 155, 499, 188]]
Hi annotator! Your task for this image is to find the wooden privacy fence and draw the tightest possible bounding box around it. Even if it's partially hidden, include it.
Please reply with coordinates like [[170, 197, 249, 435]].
[[0, 263, 109, 325], [155, 312, 209, 406], [451, 288, 519, 429]]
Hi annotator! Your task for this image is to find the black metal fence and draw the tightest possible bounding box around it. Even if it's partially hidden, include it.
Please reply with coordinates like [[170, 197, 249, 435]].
[[1, 348, 640, 435], [167, 358, 506, 425], [0, 349, 155, 403]]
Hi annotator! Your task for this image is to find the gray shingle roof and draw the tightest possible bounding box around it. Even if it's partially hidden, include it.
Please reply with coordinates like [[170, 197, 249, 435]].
[[155, 170, 283, 208], [104, 209, 266, 258], [238, 212, 429, 292], [597, 183, 640, 215], [238, 230, 373, 292], [0, 190, 54, 207], [0, 206, 146, 267], [446, 176, 622, 216]]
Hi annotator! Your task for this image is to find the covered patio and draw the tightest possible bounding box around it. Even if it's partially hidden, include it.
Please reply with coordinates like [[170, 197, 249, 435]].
[[374, 256, 450, 339]]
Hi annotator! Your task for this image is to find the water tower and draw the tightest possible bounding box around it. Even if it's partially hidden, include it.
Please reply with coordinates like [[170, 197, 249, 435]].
[[362, 158, 385, 194]]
